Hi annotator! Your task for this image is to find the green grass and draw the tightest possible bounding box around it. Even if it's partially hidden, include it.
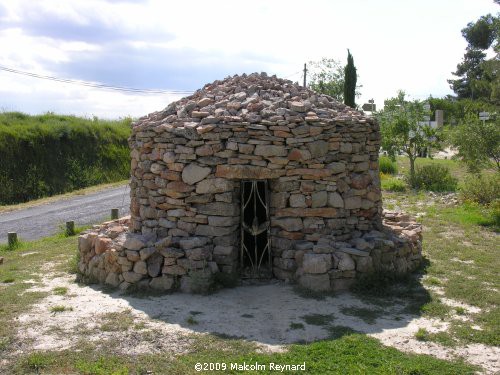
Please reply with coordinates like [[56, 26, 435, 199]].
[[340, 306, 384, 325], [0, 234, 79, 354], [100, 310, 135, 332], [50, 305, 73, 314], [11, 334, 477, 374], [0, 111, 131, 205], [380, 174, 407, 192], [426, 202, 499, 230], [290, 322, 305, 330], [415, 328, 429, 341], [52, 287, 68, 296], [396, 156, 468, 183], [301, 314, 335, 326]]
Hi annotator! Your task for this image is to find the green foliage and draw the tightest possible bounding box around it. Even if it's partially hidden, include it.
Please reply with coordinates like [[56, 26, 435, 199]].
[[461, 14, 498, 51], [451, 113, 500, 172], [415, 328, 429, 341], [343, 49, 357, 108], [379, 156, 398, 174], [460, 173, 500, 205], [407, 165, 458, 192], [308, 58, 345, 101], [377, 91, 442, 179], [75, 356, 129, 375], [448, 13, 499, 101], [381, 176, 407, 192], [0, 112, 131, 204]]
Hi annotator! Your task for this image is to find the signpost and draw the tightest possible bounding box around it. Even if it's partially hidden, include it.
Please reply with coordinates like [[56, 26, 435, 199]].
[[362, 99, 376, 112], [479, 111, 490, 124]]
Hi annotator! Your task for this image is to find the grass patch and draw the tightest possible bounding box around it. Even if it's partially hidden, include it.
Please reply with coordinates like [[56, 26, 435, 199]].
[[426, 202, 499, 230], [381, 175, 407, 192], [455, 307, 466, 315], [50, 305, 73, 314], [415, 328, 429, 341], [52, 286, 68, 295], [100, 310, 135, 332], [12, 334, 478, 374], [301, 313, 335, 326], [289, 322, 305, 330], [340, 306, 383, 325]]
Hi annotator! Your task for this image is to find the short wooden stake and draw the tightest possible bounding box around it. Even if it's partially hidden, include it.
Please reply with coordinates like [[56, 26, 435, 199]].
[[111, 208, 119, 220], [66, 221, 75, 236], [7, 232, 18, 247]]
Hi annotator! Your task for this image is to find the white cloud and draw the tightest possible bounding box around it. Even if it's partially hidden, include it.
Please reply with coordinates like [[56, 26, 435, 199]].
[[0, 0, 497, 117]]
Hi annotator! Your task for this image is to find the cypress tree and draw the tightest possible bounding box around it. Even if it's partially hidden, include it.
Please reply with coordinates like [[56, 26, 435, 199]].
[[344, 49, 357, 108]]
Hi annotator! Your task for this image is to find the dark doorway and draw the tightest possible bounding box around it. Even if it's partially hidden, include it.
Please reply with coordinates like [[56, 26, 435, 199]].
[[240, 180, 271, 278]]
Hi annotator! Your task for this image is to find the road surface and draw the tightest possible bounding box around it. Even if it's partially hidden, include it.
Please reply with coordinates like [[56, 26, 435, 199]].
[[0, 185, 130, 244]]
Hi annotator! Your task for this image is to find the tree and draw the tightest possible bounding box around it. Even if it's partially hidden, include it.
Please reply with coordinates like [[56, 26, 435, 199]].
[[376, 91, 442, 180], [461, 14, 497, 50], [448, 48, 487, 99], [451, 113, 500, 172], [448, 12, 500, 102], [344, 49, 357, 108], [308, 58, 344, 101]]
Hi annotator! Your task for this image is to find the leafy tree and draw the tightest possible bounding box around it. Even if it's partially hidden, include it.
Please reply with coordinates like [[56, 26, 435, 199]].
[[448, 48, 487, 99], [461, 14, 497, 50], [449, 12, 500, 102], [344, 49, 357, 108], [308, 58, 344, 101], [376, 91, 442, 180], [451, 113, 500, 172]]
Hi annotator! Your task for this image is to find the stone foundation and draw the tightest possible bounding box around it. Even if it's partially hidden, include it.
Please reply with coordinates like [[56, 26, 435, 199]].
[[77, 210, 422, 293]]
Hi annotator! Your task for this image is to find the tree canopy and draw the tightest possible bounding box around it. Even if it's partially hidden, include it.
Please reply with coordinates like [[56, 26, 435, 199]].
[[448, 11, 500, 103], [344, 50, 357, 108], [376, 91, 441, 179]]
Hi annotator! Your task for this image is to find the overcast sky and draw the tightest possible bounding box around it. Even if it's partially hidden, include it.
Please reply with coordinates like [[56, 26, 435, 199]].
[[0, 0, 498, 118]]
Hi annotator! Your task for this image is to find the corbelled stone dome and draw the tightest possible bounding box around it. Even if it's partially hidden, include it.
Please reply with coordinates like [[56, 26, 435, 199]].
[[76, 73, 423, 294], [133, 72, 373, 133]]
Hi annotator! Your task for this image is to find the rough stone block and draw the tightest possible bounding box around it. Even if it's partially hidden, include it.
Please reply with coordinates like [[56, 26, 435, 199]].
[[302, 253, 332, 274], [299, 273, 331, 291]]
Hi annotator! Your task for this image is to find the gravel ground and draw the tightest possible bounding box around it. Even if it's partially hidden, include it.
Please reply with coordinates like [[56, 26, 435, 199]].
[[0, 185, 130, 244]]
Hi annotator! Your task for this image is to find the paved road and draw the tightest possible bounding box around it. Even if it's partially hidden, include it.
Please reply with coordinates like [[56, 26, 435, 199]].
[[0, 185, 130, 244]]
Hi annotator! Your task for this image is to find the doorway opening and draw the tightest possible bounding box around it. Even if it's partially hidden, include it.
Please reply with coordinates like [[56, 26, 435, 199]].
[[240, 180, 271, 278]]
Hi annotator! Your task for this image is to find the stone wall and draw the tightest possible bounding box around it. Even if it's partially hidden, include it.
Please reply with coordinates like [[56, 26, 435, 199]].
[[77, 211, 422, 292], [77, 73, 423, 293]]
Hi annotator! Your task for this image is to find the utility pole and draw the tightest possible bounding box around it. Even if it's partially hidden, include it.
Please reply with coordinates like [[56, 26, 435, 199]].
[[303, 63, 307, 87]]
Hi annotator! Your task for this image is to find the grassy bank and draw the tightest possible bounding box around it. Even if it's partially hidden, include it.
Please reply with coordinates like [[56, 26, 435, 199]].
[[0, 112, 131, 205]]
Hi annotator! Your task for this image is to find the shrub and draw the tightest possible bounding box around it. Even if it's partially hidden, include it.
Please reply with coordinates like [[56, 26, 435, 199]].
[[379, 156, 398, 175], [407, 165, 458, 192], [0, 112, 131, 204], [381, 176, 407, 192], [459, 173, 500, 205]]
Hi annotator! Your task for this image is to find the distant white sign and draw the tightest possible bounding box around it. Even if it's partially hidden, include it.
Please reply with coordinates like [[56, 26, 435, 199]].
[[479, 112, 490, 120]]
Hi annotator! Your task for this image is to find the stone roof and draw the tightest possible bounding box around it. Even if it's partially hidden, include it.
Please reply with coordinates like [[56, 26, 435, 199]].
[[133, 72, 374, 133]]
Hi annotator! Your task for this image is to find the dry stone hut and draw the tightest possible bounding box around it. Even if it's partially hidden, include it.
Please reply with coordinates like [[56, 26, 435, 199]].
[[78, 73, 422, 293]]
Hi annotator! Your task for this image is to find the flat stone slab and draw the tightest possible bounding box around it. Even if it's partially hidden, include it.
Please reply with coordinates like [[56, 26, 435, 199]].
[[338, 247, 371, 257]]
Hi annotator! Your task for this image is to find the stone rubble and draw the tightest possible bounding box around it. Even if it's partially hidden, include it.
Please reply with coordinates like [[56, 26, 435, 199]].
[[78, 72, 423, 293]]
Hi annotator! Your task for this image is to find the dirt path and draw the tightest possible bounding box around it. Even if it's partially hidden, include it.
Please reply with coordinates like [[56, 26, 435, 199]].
[[8, 273, 500, 374]]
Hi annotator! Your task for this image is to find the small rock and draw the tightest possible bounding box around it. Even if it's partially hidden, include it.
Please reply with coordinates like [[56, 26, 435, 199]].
[[181, 164, 212, 185]]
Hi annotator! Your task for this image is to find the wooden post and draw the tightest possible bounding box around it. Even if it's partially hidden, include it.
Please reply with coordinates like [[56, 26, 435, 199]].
[[111, 208, 119, 220], [7, 232, 17, 247], [303, 63, 307, 87], [66, 221, 75, 236]]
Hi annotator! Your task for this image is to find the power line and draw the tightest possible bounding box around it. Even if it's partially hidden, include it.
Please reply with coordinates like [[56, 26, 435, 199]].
[[283, 70, 302, 79], [0, 65, 194, 95]]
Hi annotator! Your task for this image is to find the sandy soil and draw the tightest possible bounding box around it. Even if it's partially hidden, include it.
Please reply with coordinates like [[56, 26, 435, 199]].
[[7, 274, 500, 374]]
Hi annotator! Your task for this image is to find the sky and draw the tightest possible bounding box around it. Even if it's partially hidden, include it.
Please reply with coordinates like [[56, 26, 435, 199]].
[[0, 0, 498, 118]]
